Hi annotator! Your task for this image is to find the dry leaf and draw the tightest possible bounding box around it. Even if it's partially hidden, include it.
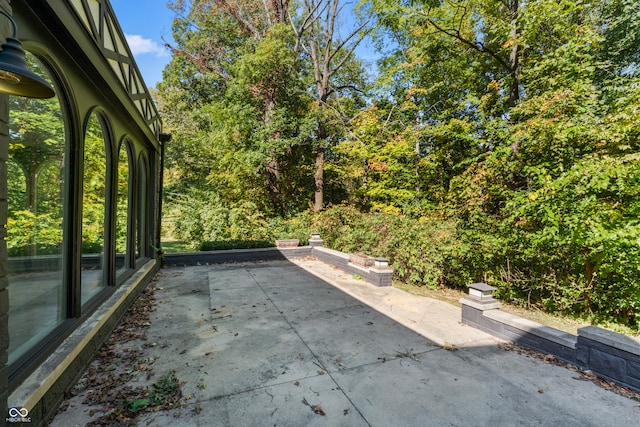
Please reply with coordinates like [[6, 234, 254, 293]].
[[302, 398, 326, 416]]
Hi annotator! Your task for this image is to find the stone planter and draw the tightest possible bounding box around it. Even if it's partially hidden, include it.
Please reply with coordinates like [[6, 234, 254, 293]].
[[275, 239, 299, 248], [349, 254, 374, 267]]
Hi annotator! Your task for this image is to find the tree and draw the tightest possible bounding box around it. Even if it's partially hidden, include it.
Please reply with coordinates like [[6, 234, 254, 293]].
[[159, 0, 370, 216], [365, 0, 640, 325], [332, 103, 419, 213], [160, 0, 314, 221], [296, 0, 372, 211], [9, 95, 64, 214]]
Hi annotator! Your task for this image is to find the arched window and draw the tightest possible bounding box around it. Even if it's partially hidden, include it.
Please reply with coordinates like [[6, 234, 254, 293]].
[[7, 53, 66, 365], [116, 139, 132, 271], [81, 112, 108, 304], [136, 154, 149, 260]]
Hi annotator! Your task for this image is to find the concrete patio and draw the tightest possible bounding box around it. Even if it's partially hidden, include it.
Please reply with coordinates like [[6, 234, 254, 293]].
[[51, 258, 640, 426]]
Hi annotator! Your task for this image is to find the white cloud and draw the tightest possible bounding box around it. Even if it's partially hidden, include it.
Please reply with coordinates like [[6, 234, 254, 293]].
[[125, 34, 168, 57]]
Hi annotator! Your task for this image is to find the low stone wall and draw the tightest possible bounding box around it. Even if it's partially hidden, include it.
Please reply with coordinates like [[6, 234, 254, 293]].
[[577, 326, 640, 392], [460, 286, 640, 393], [313, 247, 392, 287], [164, 246, 312, 266], [164, 243, 394, 288]]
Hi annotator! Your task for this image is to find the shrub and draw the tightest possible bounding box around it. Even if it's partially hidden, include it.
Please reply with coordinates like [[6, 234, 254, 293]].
[[495, 155, 640, 327], [305, 205, 469, 289], [170, 189, 273, 249], [7, 210, 62, 256]]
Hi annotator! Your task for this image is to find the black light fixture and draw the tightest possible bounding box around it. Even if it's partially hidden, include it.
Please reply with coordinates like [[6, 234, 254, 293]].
[[0, 10, 54, 98]]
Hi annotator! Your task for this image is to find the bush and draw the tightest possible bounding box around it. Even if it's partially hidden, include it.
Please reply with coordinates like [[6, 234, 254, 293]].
[[170, 189, 274, 249], [7, 210, 62, 256], [306, 205, 470, 289], [495, 155, 640, 327]]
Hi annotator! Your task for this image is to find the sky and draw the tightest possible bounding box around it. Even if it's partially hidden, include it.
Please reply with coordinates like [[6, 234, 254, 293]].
[[109, 1, 381, 90], [110, 0, 176, 89]]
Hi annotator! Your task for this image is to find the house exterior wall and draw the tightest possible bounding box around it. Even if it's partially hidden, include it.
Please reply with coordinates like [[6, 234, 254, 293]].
[[1, 0, 11, 418], [1, 1, 163, 423]]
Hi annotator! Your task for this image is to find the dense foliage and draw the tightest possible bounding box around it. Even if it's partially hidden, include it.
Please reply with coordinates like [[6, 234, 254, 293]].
[[156, 0, 640, 329]]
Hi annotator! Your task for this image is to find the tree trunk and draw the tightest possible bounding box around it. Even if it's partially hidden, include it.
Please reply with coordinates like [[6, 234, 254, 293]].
[[508, 0, 520, 107], [263, 96, 284, 214], [314, 145, 324, 212]]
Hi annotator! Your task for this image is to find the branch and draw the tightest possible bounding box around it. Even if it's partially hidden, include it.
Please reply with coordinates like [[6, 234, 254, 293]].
[[262, 0, 273, 28], [216, 0, 261, 38], [326, 83, 365, 98], [424, 15, 512, 72], [164, 39, 231, 81], [292, 0, 323, 52], [383, 104, 396, 128], [328, 18, 370, 64], [323, 0, 339, 77]]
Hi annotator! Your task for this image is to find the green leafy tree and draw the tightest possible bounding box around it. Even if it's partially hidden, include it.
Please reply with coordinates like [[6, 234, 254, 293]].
[[367, 0, 640, 326], [332, 103, 419, 212], [81, 115, 107, 253], [9, 95, 64, 215]]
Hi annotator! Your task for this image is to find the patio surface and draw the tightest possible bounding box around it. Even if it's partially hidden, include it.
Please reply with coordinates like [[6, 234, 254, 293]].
[[51, 258, 640, 426]]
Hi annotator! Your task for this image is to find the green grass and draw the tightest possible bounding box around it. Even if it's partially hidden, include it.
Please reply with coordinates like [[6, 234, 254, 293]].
[[160, 239, 193, 253], [395, 281, 640, 336]]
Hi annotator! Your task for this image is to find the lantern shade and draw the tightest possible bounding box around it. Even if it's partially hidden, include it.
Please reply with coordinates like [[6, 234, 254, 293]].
[[0, 11, 55, 98]]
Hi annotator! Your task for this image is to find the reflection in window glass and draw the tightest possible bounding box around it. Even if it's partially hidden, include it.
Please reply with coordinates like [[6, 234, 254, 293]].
[[116, 141, 130, 270], [6, 161, 26, 210], [136, 156, 148, 260], [81, 114, 107, 304], [7, 54, 65, 365]]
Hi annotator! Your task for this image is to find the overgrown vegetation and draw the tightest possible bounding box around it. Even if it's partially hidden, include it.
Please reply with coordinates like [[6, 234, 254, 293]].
[[155, 0, 640, 330]]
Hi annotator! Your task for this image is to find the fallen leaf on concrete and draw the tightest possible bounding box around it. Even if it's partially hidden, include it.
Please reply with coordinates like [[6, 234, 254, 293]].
[[302, 398, 326, 416], [499, 341, 640, 402], [54, 284, 184, 426]]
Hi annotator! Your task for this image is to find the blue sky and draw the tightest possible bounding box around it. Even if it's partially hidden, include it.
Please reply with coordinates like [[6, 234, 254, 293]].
[[109, 1, 381, 89], [110, 0, 176, 89]]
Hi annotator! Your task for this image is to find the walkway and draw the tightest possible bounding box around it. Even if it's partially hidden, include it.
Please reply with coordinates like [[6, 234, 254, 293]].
[[52, 258, 639, 426]]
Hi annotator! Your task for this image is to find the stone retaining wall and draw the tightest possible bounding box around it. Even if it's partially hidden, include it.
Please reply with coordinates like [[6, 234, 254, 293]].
[[577, 326, 640, 392], [164, 240, 394, 288], [461, 291, 640, 393], [164, 246, 313, 266], [313, 247, 392, 287]]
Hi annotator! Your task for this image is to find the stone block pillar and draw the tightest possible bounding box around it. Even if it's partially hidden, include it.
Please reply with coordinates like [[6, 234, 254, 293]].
[[460, 282, 502, 332], [309, 232, 323, 248]]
